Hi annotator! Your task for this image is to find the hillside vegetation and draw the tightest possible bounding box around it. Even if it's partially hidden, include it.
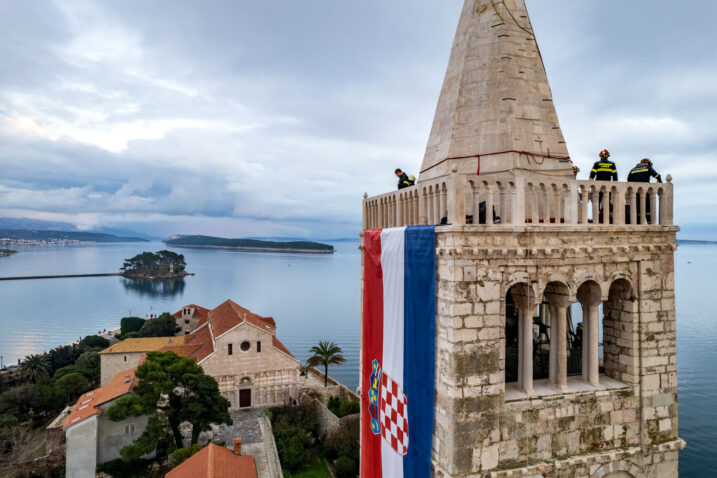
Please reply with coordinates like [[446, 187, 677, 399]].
[[165, 235, 334, 252]]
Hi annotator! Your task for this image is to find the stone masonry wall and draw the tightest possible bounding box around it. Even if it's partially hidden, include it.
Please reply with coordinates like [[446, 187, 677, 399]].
[[430, 226, 681, 478]]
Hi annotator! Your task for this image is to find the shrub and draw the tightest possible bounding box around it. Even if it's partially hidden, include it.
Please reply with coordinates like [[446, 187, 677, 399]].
[[96, 457, 154, 478], [336, 400, 359, 418], [79, 335, 110, 350], [334, 456, 358, 478], [327, 396, 341, 415], [170, 444, 202, 467], [119, 317, 145, 338], [139, 313, 179, 337], [274, 425, 312, 472], [325, 415, 360, 465]]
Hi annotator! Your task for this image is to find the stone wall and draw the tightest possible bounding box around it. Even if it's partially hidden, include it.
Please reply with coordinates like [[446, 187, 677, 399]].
[[258, 415, 284, 478], [65, 415, 98, 478], [96, 402, 151, 465], [100, 352, 143, 386], [428, 226, 681, 477]]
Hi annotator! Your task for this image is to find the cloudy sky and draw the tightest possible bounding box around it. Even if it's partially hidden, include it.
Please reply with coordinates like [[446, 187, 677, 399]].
[[1, 1, 715, 239]]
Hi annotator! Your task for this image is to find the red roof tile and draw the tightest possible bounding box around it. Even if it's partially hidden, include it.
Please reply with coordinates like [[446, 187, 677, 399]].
[[165, 443, 257, 478], [185, 324, 215, 363], [209, 300, 275, 337], [64, 367, 138, 429], [159, 343, 203, 358]]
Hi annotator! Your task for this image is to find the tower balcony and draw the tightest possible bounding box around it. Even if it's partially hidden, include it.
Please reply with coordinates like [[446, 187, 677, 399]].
[[363, 167, 675, 231]]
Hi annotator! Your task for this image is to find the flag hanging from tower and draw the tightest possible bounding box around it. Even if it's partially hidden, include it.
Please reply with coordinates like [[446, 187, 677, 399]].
[[361, 226, 436, 478]]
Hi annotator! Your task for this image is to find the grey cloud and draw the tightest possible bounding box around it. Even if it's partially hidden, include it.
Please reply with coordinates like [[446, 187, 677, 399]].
[[0, 0, 715, 239]]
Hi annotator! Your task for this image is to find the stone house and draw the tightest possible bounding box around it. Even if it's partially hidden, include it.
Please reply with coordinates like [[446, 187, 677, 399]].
[[64, 367, 150, 478], [164, 299, 303, 409], [173, 304, 210, 335], [98, 336, 184, 386], [361, 1, 683, 476]]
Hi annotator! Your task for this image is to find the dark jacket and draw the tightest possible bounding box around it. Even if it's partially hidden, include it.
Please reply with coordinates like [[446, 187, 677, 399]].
[[627, 163, 661, 183], [589, 160, 618, 181], [397, 173, 412, 190]]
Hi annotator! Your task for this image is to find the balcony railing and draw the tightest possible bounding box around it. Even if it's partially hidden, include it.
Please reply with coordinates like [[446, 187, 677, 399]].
[[362, 167, 674, 230]]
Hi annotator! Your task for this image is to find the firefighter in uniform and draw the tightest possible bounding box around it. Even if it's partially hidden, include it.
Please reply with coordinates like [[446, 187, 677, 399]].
[[589, 150, 618, 181], [588, 150, 618, 222], [395, 168, 415, 190], [627, 158, 662, 223]]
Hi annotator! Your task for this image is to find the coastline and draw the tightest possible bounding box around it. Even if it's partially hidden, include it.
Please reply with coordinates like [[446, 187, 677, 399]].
[[167, 244, 335, 254]]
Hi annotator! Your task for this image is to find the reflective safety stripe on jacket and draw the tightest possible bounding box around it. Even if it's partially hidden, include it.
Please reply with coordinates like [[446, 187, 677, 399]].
[[627, 165, 661, 183], [589, 160, 618, 181]]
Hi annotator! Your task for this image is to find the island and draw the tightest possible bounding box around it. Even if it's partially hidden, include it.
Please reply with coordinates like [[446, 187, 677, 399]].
[[0, 248, 16, 257], [120, 250, 190, 279], [164, 234, 335, 254]]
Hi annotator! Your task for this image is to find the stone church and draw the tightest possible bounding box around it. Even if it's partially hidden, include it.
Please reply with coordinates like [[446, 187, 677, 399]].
[[168, 299, 303, 409], [361, 1, 683, 476]]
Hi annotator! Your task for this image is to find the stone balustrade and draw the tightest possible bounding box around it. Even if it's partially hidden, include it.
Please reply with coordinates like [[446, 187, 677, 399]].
[[362, 168, 674, 230]]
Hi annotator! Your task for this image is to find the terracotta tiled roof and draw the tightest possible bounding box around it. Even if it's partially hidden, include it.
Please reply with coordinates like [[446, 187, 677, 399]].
[[165, 443, 257, 478], [64, 368, 138, 429], [99, 337, 185, 355], [159, 343, 204, 358], [208, 300, 275, 337], [272, 336, 296, 359], [177, 300, 296, 363], [185, 324, 215, 363]]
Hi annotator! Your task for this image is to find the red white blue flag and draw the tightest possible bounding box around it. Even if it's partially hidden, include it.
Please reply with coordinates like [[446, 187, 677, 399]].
[[361, 226, 436, 478]]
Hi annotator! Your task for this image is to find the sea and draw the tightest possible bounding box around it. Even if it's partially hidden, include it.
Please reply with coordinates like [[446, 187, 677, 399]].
[[0, 240, 712, 475]]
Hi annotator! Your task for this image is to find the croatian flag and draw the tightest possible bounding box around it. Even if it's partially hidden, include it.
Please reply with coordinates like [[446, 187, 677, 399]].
[[361, 226, 436, 478]]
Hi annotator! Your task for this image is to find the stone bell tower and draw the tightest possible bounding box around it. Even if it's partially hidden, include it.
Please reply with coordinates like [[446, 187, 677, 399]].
[[362, 1, 684, 477]]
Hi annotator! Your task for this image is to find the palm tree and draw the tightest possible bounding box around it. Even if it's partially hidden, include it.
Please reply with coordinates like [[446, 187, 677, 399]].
[[306, 341, 346, 387], [22, 354, 51, 383]]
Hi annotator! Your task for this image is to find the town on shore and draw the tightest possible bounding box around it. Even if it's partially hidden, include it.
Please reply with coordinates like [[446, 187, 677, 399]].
[[0, 300, 357, 478]]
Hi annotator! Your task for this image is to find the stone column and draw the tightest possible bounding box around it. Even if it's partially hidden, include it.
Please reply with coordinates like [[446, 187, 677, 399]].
[[512, 284, 536, 394], [577, 282, 602, 386], [545, 292, 571, 392]]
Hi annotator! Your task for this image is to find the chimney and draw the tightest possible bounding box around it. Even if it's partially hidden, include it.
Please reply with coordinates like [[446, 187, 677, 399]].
[[233, 437, 242, 455]]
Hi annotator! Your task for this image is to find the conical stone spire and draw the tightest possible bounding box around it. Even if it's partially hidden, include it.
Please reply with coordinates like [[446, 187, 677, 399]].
[[420, 0, 571, 181]]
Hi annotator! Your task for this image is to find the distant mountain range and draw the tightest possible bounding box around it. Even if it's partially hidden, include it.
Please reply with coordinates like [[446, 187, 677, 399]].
[[165, 235, 334, 253], [0, 217, 159, 241], [0, 229, 148, 243]]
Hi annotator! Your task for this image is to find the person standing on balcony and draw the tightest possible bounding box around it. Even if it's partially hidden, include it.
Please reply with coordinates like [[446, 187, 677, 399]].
[[589, 150, 618, 223], [627, 158, 662, 183], [395, 168, 415, 190], [572, 166, 580, 179], [627, 158, 662, 223], [589, 150, 618, 181]]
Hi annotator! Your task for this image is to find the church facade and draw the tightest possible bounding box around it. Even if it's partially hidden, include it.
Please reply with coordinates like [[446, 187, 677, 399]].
[[167, 299, 303, 409], [361, 1, 683, 476]]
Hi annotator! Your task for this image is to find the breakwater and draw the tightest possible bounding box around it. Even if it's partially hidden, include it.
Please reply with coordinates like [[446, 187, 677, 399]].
[[0, 273, 122, 281]]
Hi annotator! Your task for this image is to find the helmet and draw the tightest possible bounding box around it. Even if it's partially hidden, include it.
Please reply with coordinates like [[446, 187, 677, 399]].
[[640, 158, 652, 166], [599, 149, 610, 158]]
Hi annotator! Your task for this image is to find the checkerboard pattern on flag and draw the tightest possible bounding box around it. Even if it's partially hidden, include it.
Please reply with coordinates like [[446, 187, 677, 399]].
[[361, 226, 436, 478], [380, 374, 409, 456]]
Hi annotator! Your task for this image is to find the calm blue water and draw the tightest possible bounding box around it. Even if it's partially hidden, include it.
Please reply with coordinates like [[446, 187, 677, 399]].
[[0, 241, 712, 474]]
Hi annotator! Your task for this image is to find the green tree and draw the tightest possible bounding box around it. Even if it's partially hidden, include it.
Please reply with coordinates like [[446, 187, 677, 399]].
[[55, 372, 90, 401], [78, 335, 109, 350], [0, 384, 41, 421], [139, 313, 179, 337], [76, 350, 101, 383], [120, 250, 186, 276], [106, 352, 232, 461], [306, 341, 346, 387], [22, 354, 51, 383], [120, 317, 145, 337], [52, 365, 81, 381]]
